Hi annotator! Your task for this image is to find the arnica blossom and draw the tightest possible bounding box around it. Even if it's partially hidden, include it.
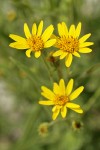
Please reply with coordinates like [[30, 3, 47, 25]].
[[39, 79, 84, 120], [53, 22, 94, 67], [9, 21, 56, 58]]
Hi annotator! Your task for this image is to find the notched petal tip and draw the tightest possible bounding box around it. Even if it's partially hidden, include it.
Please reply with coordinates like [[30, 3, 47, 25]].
[[50, 24, 54, 29]]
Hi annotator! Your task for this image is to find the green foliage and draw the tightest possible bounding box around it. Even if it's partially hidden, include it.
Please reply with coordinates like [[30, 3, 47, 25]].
[[0, 0, 100, 150]]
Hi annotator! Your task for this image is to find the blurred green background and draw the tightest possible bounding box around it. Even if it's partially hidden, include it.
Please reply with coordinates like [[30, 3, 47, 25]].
[[0, 0, 100, 150]]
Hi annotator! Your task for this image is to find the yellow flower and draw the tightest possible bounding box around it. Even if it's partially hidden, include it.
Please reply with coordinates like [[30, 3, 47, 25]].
[[53, 22, 94, 67], [39, 79, 84, 120], [9, 21, 56, 58]]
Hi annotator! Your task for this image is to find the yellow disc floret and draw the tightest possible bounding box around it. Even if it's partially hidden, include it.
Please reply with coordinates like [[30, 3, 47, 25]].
[[54, 95, 69, 106], [27, 35, 44, 51], [56, 36, 79, 53]]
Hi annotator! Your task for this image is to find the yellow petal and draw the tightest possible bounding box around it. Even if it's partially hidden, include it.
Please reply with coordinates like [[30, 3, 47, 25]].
[[79, 42, 94, 48], [41, 86, 55, 100], [65, 53, 73, 67], [32, 23, 37, 35], [9, 34, 26, 42], [53, 50, 63, 57], [39, 100, 54, 105], [79, 33, 91, 43], [41, 92, 54, 101], [66, 102, 80, 108], [9, 42, 17, 48], [73, 52, 80, 57], [66, 79, 74, 96], [71, 107, 83, 113], [70, 86, 84, 101], [53, 82, 60, 94], [79, 48, 92, 53], [44, 39, 56, 48], [9, 42, 29, 49], [52, 106, 57, 112], [59, 79, 65, 95], [61, 106, 67, 118], [75, 22, 81, 38], [62, 22, 68, 37], [24, 23, 31, 38], [34, 51, 41, 58], [25, 49, 32, 57], [69, 25, 75, 37], [42, 25, 54, 42], [52, 108, 60, 120], [37, 20, 43, 36], [50, 34, 57, 39], [60, 52, 68, 59], [58, 23, 63, 37]]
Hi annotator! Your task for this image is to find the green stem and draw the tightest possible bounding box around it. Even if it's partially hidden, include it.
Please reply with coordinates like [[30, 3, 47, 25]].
[[84, 87, 100, 112], [11, 107, 40, 150], [41, 54, 53, 83]]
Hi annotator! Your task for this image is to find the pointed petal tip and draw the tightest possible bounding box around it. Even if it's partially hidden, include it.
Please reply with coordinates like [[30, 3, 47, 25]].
[[9, 43, 12, 46], [50, 24, 54, 28], [38, 101, 41, 104], [24, 22, 27, 26], [69, 86, 84, 101], [88, 33, 91, 36], [52, 117, 56, 121], [81, 86, 84, 91], [41, 86, 45, 90], [9, 34, 12, 37], [24, 23, 28, 29], [9, 43, 15, 47], [40, 20, 43, 23], [70, 78, 74, 82], [80, 110, 84, 113], [60, 78, 64, 82], [41, 85, 48, 91], [26, 54, 31, 58], [78, 22, 82, 27]]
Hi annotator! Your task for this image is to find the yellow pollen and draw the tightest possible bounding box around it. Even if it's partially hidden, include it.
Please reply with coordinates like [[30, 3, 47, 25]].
[[56, 36, 79, 53], [54, 95, 69, 106], [27, 35, 44, 51]]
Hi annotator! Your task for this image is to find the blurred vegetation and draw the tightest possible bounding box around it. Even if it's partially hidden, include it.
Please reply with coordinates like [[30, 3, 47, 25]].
[[0, 0, 100, 150]]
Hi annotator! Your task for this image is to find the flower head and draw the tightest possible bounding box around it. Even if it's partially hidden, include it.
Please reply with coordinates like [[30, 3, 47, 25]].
[[9, 21, 56, 58], [39, 79, 84, 120], [53, 22, 94, 67]]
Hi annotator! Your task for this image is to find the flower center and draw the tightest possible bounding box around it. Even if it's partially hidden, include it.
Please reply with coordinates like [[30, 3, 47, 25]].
[[54, 95, 69, 106], [27, 35, 44, 51], [56, 36, 79, 53]]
